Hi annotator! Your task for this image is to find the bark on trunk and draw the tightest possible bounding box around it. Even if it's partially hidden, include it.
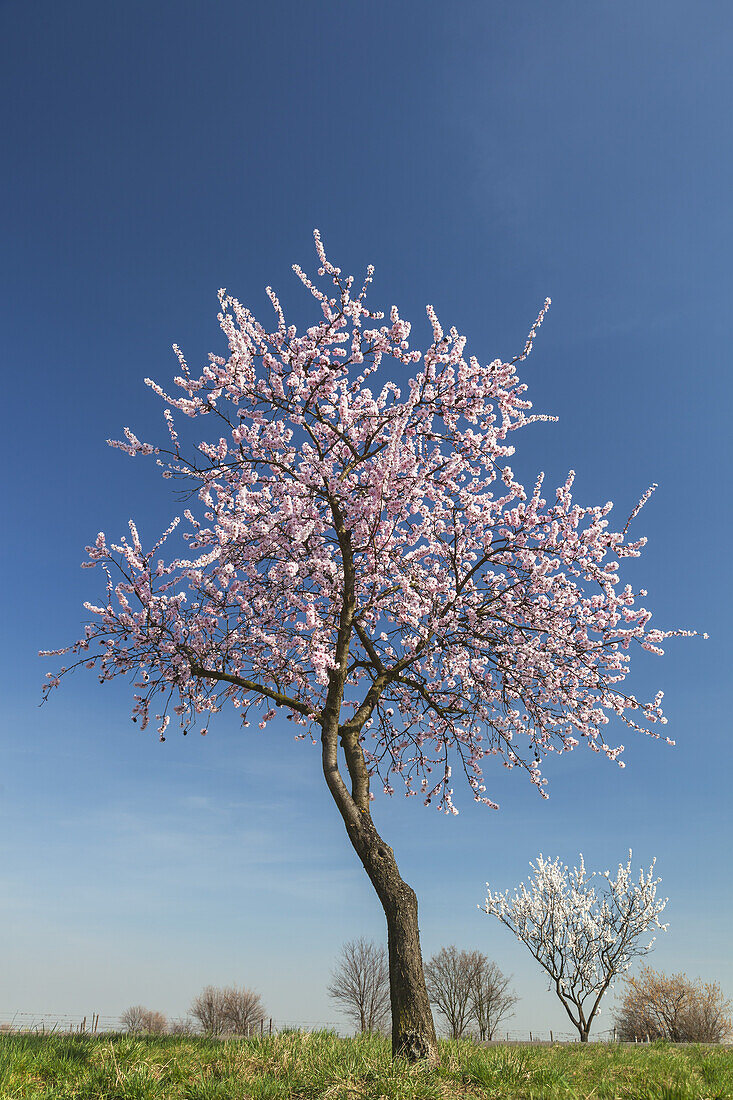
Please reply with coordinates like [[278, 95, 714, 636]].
[[320, 722, 436, 1057], [347, 818, 438, 1061], [384, 876, 437, 1060]]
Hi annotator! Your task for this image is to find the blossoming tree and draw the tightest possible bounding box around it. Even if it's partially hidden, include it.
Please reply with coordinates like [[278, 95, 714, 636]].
[[480, 852, 669, 1041], [42, 233, 696, 1060]]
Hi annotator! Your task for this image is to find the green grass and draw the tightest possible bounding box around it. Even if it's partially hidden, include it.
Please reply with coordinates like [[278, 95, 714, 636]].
[[0, 1031, 731, 1099]]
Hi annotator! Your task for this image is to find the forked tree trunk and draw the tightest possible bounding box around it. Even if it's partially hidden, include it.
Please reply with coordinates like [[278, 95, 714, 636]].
[[346, 815, 438, 1061], [317, 567, 438, 1061]]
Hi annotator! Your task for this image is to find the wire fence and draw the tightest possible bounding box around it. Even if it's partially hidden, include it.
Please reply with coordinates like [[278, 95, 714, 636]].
[[0, 1012, 348, 1037], [0, 1012, 638, 1043]]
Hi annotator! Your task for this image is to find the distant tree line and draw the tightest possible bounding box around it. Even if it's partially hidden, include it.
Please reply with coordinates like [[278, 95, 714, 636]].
[[326, 939, 732, 1045], [117, 943, 731, 1045]]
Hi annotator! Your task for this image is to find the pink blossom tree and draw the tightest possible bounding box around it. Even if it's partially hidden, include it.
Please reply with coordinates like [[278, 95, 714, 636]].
[[42, 232, 698, 1060]]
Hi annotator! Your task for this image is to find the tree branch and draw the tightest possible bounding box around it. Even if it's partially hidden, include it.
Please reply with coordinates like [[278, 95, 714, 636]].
[[189, 663, 315, 717]]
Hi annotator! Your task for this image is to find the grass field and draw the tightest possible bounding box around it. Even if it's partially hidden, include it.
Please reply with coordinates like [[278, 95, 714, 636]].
[[0, 1030, 731, 1099]]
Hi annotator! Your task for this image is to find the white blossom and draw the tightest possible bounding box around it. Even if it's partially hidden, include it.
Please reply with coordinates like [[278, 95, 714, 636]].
[[480, 850, 668, 1040]]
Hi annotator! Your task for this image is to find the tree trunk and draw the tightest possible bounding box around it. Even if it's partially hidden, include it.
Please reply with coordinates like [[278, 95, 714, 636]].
[[579, 1030, 589, 1042], [318, 649, 437, 1060], [322, 752, 437, 1061], [349, 817, 437, 1060]]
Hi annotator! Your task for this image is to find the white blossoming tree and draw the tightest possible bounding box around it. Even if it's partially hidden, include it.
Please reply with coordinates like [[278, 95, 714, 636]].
[[480, 851, 668, 1041]]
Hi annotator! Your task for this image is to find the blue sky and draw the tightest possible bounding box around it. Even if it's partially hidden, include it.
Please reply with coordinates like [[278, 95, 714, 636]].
[[1, 0, 731, 1036]]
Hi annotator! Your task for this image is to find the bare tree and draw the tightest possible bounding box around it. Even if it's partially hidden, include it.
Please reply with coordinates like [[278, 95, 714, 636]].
[[220, 985, 266, 1035], [120, 1005, 147, 1034], [141, 1009, 168, 1035], [614, 967, 733, 1043], [328, 938, 391, 1033], [614, 968, 689, 1042], [424, 947, 486, 1039], [190, 986, 227, 1036], [681, 980, 733, 1043], [468, 960, 518, 1041], [169, 1018, 195, 1036], [120, 1005, 168, 1034], [190, 984, 266, 1036]]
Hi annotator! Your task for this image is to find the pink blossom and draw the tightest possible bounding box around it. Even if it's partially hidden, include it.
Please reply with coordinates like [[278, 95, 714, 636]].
[[41, 232, 699, 815]]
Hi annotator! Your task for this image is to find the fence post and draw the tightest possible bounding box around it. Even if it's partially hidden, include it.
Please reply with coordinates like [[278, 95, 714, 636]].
[[260, 1019, 264, 1037], [550, 1030, 553, 1043], [529, 1031, 532, 1042], [269, 1018, 272, 1036]]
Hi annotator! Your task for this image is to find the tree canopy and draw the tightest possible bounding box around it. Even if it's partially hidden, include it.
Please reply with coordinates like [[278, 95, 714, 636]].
[[41, 231, 697, 815]]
